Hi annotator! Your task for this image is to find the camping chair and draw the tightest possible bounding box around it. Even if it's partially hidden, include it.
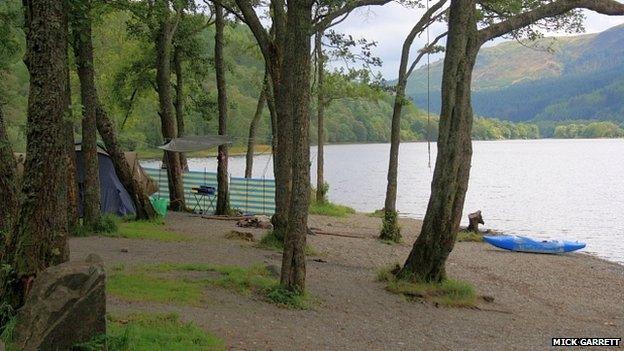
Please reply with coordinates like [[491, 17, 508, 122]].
[[191, 185, 217, 214]]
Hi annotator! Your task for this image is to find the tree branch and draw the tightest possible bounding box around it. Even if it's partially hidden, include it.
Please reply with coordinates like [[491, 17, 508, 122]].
[[314, 0, 392, 30], [478, 0, 624, 44], [396, 0, 447, 85], [233, 0, 273, 61], [406, 30, 447, 78]]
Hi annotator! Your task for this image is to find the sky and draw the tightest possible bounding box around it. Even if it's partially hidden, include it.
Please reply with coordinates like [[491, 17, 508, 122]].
[[331, 2, 624, 79]]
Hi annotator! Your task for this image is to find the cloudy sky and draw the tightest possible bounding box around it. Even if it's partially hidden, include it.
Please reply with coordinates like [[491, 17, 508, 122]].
[[330, 2, 624, 79]]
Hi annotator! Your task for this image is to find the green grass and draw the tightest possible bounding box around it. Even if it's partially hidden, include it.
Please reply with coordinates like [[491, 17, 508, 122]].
[[108, 263, 311, 309], [106, 313, 225, 351], [72, 214, 119, 237], [107, 273, 204, 305], [377, 265, 477, 307], [309, 200, 355, 218], [258, 231, 319, 256], [456, 230, 483, 242], [102, 220, 186, 242]]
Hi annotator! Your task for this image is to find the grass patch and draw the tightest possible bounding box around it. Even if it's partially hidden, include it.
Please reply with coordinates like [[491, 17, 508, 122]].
[[264, 285, 311, 309], [103, 220, 185, 242], [106, 313, 225, 351], [377, 265, 477, 307], [309, 199, 355, 218], [72, 214, 119, 237], [258, 231, 319, 256], [456, 230, 483, 242], [109, 263, 311, 309], [107, 273, 204, 305]]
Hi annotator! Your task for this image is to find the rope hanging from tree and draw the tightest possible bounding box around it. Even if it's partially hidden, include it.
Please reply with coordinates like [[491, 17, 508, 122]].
[[426, 0, 432, 169]]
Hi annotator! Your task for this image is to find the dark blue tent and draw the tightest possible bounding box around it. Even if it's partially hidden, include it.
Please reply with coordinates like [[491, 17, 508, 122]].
[[75, 146, 136, 217]]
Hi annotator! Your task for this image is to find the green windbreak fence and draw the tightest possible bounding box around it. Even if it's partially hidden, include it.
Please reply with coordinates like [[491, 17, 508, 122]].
[[144, 168, 276, 215]]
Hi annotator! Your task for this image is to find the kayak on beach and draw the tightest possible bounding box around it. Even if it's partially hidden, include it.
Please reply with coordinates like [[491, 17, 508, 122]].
[[483, 235, 586, 254]]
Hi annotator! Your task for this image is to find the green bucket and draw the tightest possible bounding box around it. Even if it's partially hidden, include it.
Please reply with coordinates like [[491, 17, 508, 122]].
[[150, 197, 169, 217]]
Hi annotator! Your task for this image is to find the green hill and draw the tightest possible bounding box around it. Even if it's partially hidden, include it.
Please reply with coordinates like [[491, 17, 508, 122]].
[[406, 24, 624, 126], [1, 10, 434, 152]]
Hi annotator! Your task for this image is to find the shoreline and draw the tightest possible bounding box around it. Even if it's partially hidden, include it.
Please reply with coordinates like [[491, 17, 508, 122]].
[[135, 137, 623, 160], [70, 211, 624, 350]]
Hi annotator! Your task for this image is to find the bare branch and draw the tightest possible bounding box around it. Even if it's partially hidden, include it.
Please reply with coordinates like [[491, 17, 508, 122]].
[[406, 30, 447, 78], [396, 0, 447, 85], [314, 0, 392, 31], [233, 0, 272, 61], [478, 0, 624, 44]]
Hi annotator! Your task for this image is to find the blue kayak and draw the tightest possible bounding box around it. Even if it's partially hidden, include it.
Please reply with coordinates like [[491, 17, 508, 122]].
[[483, 235, 586, 254]]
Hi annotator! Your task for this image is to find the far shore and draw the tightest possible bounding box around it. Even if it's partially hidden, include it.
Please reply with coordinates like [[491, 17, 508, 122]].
[[134, 137, 624, 160]]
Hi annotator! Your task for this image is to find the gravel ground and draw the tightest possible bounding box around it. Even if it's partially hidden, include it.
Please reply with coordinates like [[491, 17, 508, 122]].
[[70, 212, 624, 351]]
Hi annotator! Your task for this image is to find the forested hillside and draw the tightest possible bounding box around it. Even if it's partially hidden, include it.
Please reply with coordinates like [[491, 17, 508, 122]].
[[406, 23, 624, 136], [1, 10, 440, 152]]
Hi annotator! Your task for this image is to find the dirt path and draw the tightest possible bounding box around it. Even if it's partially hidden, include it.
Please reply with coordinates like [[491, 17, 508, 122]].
[[70, 213, 624, 350]]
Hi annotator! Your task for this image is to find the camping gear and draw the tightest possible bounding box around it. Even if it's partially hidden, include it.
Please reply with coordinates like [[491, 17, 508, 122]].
[[158, 135, 232, 152], [74, 143, 157, 217], [483, 235, 586, 254], [75, 147, 136, 217], [150, 197, 169, 217], [191, 185, 217, 214]]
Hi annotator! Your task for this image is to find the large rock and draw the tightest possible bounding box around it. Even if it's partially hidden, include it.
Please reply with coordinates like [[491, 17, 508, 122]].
[[12, 254, 106, 351]]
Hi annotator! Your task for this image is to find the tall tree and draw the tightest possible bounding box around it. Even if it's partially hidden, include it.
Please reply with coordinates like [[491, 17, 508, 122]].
[[380, 0, 446, 242], [314, 30, 383, 204], [214, 2, 230, 215], [399, 0, 624, 283], [154, 0, 185, 211], [63, 64, 79, 233], [0, 0, 22, 233], [71, 0, 101, 229], [278, 0, 314, 291], [1, 0, 71, 311], [0, 107, 17, 234], [314, 30, 326, 203], [234, 0, 390, 291], [173, 45, 188, 171], [244, 71, 269, 179]]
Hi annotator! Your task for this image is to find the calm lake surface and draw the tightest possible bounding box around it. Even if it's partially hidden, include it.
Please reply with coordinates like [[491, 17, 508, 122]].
[[143, 139, 624, 264]]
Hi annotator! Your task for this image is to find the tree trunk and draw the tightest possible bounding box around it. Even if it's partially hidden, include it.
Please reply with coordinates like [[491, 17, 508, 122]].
[[215, 3, 230, 215], [0, 106, 17, 233], [467, 210, 483, 232], [244, 73, 268, 178], [173, 45, 188, 171], [96, 107, 156, 220], [155, 8, 185, 211], [71, 3, 101, 228], [1, 0, 70, 309], [270, 41, 293, 238], [63, 67, 79, 233], [315, 31, 326, 204], [279, 0, 313, 292], [399, 0, 479, 282]]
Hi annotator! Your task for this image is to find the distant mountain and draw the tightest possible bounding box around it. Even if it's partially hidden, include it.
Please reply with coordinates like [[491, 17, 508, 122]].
[[405, 24, 624, 123]]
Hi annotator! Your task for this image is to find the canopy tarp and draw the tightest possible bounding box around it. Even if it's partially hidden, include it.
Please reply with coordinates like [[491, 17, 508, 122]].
[[158, 135, 233, 152]]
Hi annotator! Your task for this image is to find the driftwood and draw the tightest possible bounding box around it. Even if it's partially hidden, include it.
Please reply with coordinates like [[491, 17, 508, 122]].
[[467, 210, 484, 232], [310, 229, 364, 239], [202, 215, 247, 221]]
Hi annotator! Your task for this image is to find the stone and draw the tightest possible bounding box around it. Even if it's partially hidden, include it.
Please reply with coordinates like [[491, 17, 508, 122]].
[[12, 254, 106, 351]]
